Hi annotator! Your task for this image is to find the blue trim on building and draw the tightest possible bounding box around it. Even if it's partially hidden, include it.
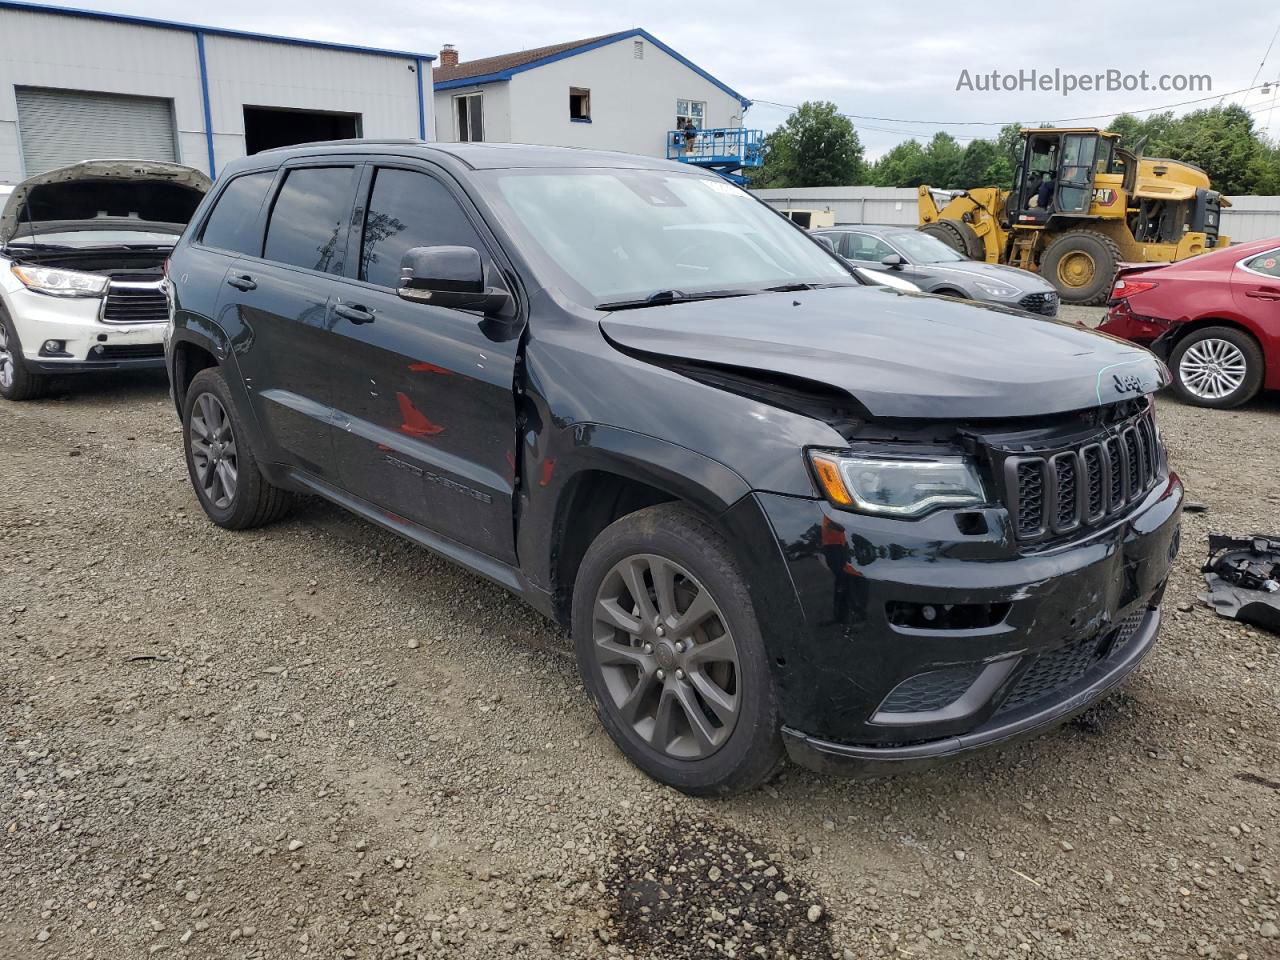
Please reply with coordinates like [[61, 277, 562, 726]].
[[414, 57, 427, 139], [0, 0, 436, 61], [434, 29, 749, 109], [194, 31, 216, 175]]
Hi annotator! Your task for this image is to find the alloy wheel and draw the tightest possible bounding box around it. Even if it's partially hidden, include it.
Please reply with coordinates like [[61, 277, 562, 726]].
[[590, 553, 741, 760], [1179, 338, 1248, 400], [189, 393, 239, 509], [0, 324, 13, 391]]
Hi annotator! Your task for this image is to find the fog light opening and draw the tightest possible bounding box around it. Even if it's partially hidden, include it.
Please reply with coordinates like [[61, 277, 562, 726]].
[[886, 601, 1012, 630]]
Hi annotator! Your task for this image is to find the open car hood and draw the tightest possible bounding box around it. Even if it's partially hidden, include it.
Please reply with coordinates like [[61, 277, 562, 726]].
[[1, 160, 212, 245], [600, 286, 1167, 420]]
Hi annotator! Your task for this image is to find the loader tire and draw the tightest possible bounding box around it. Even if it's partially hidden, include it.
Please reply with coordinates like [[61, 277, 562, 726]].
[[918, 220, 984, 260], [1041, 230, 1121, 305]]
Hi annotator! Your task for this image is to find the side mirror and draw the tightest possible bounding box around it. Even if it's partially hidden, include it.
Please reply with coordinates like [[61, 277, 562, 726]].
[[880, 253, 905, 270], [814, 235, 836, 252], [398, 245, 511, 313]]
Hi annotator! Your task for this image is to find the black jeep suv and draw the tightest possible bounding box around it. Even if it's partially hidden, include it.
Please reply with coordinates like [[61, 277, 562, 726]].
[[166, 141, 1182, 795]]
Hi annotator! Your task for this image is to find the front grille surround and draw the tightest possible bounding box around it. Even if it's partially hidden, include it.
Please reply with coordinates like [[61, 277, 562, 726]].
[[100, 280, 169, 325], [1000, 409, 1163, 544]]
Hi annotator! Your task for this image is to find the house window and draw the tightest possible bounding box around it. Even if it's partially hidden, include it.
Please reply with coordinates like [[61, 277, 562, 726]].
[[570, 87, 591, 122], [676, 99, 706, 130], [633, 40, 644, 59], [455, 93, 483, 142]]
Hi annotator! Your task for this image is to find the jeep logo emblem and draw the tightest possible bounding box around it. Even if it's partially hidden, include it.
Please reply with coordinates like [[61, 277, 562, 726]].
[[1112, 372, 1143, 395]]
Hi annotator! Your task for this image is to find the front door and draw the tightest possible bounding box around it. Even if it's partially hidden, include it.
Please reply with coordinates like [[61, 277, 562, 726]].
[[1056, 134, 1098, 214], [219, 162, 363, 479], [323, 162, 523, 564]]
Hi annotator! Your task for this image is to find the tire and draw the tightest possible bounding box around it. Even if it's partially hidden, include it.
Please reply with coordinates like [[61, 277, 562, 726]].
[[919, 220, 984, 260], [182, 367, 292, 529], [0, 308, 51, 402], [572, 503, 784, 796], [1168, 326, 1264, 409], [1040, 230, 1121, 305]]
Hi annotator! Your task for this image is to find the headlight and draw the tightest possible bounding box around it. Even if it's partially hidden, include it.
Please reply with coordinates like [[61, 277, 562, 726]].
[[809, 452, 988, 517], [973, 279, 1019, 299], [856, 267, 920, 293], [11, 264, 109, 298]]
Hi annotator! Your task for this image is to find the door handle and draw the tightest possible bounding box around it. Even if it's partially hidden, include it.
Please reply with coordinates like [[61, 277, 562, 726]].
[[226, 275, 257, 292], [334, 303, 375, 324], [1246, 288, 1280, 300]]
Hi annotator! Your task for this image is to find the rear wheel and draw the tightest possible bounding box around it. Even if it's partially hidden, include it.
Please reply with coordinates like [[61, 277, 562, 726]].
[[1168, 326, 1264, 409], [183, 367, 293, 528], [1041, 230, 1121, 305], [572, 504, 784, 796], [919, 220, 984, 260], [0, 310, 50, 402]]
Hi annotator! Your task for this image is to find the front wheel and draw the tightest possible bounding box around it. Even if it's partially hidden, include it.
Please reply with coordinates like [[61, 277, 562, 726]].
[[1168, 326, 1264, 409], [0, 310, 50, 402], [572, 504, 784, 796]]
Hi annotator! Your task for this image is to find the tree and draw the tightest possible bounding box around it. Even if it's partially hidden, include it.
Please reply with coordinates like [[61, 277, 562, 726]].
[[921, 132, 965, 188], [752, 101, 865, 187], [869, 139, 928, 187]]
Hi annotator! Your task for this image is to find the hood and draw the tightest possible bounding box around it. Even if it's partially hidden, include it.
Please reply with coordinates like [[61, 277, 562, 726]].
[[600, 286, 1166, 420], [920, 260, 1053, 289], [1, 160, 212, 245]]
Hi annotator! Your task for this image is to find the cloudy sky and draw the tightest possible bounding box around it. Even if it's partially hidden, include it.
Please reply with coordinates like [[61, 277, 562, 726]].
[[47, 0, 1280, 157]]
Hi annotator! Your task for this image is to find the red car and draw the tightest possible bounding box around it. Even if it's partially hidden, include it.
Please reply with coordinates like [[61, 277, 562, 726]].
[[1098, 236, 1280, 408]]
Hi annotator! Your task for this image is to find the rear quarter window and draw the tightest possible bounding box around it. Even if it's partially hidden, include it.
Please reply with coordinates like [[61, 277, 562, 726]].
[[199, 171, 276, 255], [1243, 250, 1280, 278]]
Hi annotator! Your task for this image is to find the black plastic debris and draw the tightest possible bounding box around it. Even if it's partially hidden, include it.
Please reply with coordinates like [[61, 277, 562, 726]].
[[1201, 534, 1280, 634]]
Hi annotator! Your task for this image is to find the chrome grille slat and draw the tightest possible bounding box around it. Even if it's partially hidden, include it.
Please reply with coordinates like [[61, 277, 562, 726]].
[[1002, 410, 1162, 543], [101, 281, 168, 324]]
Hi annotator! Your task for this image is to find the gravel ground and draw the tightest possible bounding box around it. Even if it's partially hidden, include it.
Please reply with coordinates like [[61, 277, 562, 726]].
[[2, 311, 1278, 960]]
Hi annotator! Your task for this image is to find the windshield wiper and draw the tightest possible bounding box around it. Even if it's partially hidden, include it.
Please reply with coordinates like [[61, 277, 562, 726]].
[[763, 281, 860, 292], [595, 288, 757, 311]]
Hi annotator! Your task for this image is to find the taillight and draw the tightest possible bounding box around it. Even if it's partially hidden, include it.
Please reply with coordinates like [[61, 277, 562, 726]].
[[1111, 278, 1157, 300]]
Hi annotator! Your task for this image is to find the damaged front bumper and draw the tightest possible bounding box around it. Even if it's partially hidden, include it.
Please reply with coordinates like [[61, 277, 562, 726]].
[[749, 472, 1183, 776]]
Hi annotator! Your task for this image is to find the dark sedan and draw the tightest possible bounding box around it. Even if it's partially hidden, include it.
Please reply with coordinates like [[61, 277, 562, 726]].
[[815, 224, 1060, 316]]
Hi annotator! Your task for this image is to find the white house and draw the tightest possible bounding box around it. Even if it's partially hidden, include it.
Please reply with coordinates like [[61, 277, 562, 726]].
[[433, 30, 750, 159], [0, 1, 434, 184]]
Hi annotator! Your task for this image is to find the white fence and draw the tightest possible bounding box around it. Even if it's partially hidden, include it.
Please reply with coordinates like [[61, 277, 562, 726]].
[[751, 186, 1280, 244]]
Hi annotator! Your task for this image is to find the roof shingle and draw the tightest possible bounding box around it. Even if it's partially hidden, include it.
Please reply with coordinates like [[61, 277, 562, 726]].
[[432, 32, 626, 84]]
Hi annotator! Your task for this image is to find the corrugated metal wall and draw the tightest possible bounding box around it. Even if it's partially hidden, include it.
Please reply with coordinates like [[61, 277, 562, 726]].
[[0, 6, 431, 183], [751, 186, 1280, 244]]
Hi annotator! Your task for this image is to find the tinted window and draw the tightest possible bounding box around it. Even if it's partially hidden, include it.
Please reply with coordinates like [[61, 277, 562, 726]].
[[263, 167, 357, 274], [200, 171, 275, 255], [1245, 250, 1280, 278], [847, 233, 896, 261], [359, 168, 485, 288]]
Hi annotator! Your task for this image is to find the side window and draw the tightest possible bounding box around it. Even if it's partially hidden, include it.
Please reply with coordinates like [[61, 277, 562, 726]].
[[359, 168, 486, 289], [263, 166, 358, 274], [199, 171, 275, 255], [1244, 250, 1280, 278], [848, 233, 894, 261]]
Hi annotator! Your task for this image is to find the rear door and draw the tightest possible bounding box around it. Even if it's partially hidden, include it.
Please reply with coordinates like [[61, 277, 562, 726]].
[[1232, 247, 1280, 344], [216, 160, 363, 478], [321, 160, 523, 563]]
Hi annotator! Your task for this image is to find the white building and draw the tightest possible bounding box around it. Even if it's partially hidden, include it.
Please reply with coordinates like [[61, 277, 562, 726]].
[[433, 30, 750, 159], [0, 1, 435, 184]]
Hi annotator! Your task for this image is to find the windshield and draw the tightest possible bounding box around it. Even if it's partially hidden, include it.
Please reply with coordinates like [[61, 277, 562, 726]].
[[484, 169, 851, 306], [7, 229, 179, 248], [886, 231, 967, 264]]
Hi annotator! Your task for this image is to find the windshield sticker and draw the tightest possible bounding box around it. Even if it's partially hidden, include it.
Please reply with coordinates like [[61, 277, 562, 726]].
[[702, 179, 747, 197]]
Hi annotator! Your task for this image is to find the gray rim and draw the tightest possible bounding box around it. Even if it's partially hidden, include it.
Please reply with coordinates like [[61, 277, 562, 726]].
[[0, 324, 13, 390], [189, 393, 238, 509], [1179, 338, 1248, 400], [591, 553, 740, 760]]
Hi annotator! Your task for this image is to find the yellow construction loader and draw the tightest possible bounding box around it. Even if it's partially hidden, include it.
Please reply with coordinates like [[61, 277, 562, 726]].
[[917, 127, 1228, 304]]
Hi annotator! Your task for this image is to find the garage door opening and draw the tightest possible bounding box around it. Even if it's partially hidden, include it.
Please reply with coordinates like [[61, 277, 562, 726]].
[[243, 107, 362, 155]]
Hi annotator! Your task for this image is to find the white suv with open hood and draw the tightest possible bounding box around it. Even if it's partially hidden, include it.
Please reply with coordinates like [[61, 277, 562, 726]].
[[0, 160, 210, 401]]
